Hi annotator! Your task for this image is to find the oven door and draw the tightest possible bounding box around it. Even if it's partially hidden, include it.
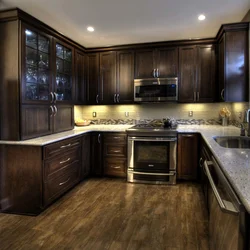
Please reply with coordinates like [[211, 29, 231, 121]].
[[127, 137, 177, 184]]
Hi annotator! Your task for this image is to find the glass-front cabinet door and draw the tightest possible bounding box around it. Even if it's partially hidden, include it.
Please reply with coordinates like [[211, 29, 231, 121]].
[[22, 26, 52, 103], [55, 42, 73, 102]]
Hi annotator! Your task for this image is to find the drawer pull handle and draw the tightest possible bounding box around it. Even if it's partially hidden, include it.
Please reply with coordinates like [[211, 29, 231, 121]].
[[60, 143, 71, 148], [111, 150, 121, 153], [59, 177, 70, 186], [111, 166, 121, 169], [60, 158, 71, 164], [113, 137, 121, 139]]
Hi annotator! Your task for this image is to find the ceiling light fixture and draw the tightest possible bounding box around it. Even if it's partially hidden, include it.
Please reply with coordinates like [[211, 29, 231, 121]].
[[25, 30, 32, 35], [198, 14, 206, 21], [87, 26, 95, 32]]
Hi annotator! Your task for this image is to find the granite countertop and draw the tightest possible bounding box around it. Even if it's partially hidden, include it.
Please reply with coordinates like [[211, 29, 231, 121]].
[[0, 124, 250, 213]]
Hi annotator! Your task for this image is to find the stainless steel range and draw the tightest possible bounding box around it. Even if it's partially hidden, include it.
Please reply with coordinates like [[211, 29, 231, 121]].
[[127, 122, 177, 185]]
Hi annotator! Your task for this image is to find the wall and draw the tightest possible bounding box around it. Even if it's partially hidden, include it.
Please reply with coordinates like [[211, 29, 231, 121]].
[[75, 103, 234, 123]]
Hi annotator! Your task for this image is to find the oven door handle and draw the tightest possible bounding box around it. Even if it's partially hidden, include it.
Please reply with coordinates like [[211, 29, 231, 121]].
[[128, 137, 177, 142], [128, 170, 175, 176]]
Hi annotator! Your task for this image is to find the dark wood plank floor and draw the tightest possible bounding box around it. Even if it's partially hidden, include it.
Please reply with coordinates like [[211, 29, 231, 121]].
[[0, 178, 209, 250]]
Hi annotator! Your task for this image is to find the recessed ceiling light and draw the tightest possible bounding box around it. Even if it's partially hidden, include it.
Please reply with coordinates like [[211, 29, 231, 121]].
[[25, 30, 32, 35], [198, 14, 206, 21], [87, 26, 95, 32]]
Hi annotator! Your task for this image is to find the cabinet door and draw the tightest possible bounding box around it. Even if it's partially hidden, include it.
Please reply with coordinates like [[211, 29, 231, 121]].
[[21, 104, 53, 140], [116, 50, 134, 104], [53, 105, 74, 133], [197, 45, 216, 102], [224, 31, 248, 102], [157, 47, 178, 77], [100, 51, 116, 104], [91, 133, 103, 176], [218, 35, 225, 101], [81, 133, 91, 179], [178, 46, 196, 102], [177, 133, 198, 180], [86, 53, 100, 104], [135, 49, 155, 78], [21, 24, 52, 104], [54, 40, 74, 103], [75, 50, 86, 104]]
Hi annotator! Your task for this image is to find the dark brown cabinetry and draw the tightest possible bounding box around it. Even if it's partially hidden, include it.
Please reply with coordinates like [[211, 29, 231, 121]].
[[0, 11, 75, 140], [81, 133, 91, 179], [217, 23, 249, 102], [103, 133, 127, 177], [91, 133, 103, 176], [135, 47, 178, 79], [75, 50, 86, 104], [177, 133, 199, 180], [179, 45, 215, 103]]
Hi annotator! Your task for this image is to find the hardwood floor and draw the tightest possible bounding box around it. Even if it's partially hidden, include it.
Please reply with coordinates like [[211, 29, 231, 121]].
[[0, 178, 209, 250]]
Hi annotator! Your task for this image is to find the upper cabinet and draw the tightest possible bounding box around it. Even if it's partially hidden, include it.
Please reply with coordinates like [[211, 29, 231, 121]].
[[217, 23, 249, 102], [179, 45, 216, 103], [86, 50, 134, 105], [135, 47, 178, 79]]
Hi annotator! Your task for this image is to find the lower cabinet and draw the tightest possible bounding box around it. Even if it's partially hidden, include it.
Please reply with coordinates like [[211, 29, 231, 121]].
[[177, 133, 199, 180], [90, 132, 103, 176], [103, 133, 127, 177], [81, 133, 91, 179]]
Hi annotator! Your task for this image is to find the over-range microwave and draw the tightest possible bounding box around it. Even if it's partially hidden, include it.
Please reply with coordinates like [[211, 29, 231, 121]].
[[134, 77, 178, 102]]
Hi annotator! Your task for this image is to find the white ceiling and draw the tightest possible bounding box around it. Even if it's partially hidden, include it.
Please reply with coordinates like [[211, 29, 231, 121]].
[[1, 0, 250, 48]]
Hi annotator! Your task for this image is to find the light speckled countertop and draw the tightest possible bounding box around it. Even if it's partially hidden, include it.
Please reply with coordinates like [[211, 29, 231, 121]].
[[1, 124, 250, 213]]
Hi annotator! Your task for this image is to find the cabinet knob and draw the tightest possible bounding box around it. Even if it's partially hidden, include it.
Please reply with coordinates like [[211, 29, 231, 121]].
[[114, 93, 117, 103], [96, 94, 99, 104], [117, 94, 120, 103], [153, 69, 156, 78], [221, 89, 225, 101]]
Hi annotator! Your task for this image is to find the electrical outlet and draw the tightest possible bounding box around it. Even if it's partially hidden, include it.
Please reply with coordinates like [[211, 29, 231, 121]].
[[92, 112, 97, 117], [125, 112, 129, 117], [188, 111, 193, 117]]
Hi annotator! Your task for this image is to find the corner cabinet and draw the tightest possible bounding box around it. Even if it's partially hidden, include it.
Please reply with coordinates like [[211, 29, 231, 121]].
[[0, 15, 75, 140], [217, 23, 249, 102], [178, 45, 216, 103]]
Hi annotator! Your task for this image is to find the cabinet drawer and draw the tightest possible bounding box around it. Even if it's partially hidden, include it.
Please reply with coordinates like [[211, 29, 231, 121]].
[[43, 162, 80, 206], [44, 137, 81, 159], [104, 133, 127, 144], [44, 148, 81, 180], [104, 144, 127, 157], [104, 158, 126, 177]]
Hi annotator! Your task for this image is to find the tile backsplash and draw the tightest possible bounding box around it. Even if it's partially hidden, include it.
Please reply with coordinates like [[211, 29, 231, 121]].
[[75, 103, 234, 122]]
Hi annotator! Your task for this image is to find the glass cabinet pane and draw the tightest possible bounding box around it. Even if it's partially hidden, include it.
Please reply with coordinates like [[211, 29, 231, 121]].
[[55, 42, 73, 101], [24, 28, 50, 102]]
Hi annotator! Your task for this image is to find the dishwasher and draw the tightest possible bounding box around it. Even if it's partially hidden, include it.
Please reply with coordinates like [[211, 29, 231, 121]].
[[203, 157, 247, 250]]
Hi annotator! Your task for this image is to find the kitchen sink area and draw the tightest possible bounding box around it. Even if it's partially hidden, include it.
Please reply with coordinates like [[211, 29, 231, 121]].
[[213, 136, 250, 148]]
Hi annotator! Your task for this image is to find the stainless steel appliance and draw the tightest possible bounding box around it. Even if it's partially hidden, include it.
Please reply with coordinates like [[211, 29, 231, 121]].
[[134, 77, 178, 102], [127, 123, 177, 184], [202, 157, 246, 250]]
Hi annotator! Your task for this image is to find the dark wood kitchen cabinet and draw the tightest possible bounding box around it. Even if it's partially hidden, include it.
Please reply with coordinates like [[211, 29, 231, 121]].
[[0, 136, 82, 215], [81, 133, 91, 179], [116, 50, 134, 104], [103, 133, 127, 177], [100, 51, 116, 104], [91, 133, 103, 176], [75, 49, 86, 104], [135, 47, 178, 78], [177, 133, 199, 180], [217, 23, 249, 102], [179, 45, 215, 103], [86, 53, 100, 104], [0, 10, 76, 140]]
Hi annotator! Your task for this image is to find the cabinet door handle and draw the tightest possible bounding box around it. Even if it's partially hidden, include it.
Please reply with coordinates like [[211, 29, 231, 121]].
[[111, 150, 121, 153], [114, 93, 116, 103], [60, 158, 71, 164], [50, 92, 54, 103], [153, 69, 156, 78], [98, 134, 101, 144], [96, 94, 99, 104], [221, 89, 225, 101], [247, 109, 250, 123], [60, 143, 71, 149], [49, 105, 54, 117], [193, 92, 196, 102], [117, 94, 120, 103], [110, 166, 121, 169], [157, 68, 160, 77], [53, 92, 57, 103], [197, 92, 199, 102], [199, 157, 203, 168], [53, 105, 58, 116], [59, 177, 70, 186], [113, 137, 121, 139]]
